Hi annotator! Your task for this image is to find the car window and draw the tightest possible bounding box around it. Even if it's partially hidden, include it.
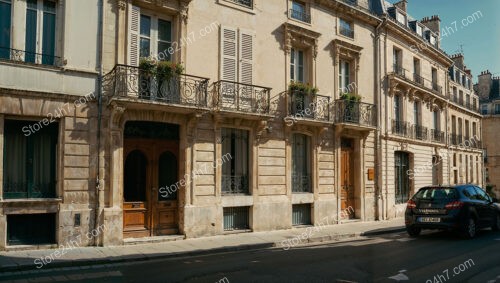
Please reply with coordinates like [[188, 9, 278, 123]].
[[415, 187, 457, 200], [474, 187, 491, 202], [462, 186, 479, 200]]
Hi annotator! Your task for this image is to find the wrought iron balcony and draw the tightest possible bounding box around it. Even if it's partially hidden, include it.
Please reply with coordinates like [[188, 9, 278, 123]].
[[412, 125, 428, 141], [413, 73, 424, 86], [222, 175, 249, 195], [289, 9, 311, 23], [432, 82, 442, 94], [213, 80, 271, 115], [392, 120, 410, 137], [450, 134, 464, 146], [393, 64, 405, 77], [334, 100, 376, 128], [0, 46, 61, 66], [292, 174, 311, 193], [430, 129, 445, 143], [103, 65, 209, 107], [289, 91, 331, 122]]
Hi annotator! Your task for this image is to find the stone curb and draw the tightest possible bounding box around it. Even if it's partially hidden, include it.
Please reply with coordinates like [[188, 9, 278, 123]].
[[0, 226, 405, 273]]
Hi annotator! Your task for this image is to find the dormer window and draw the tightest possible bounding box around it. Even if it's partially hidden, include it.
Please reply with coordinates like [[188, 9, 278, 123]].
[[396, 11, 406, 25]]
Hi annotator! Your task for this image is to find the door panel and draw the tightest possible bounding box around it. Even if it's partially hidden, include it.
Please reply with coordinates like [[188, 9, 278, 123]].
[[341, 149, 354, 219], [154, 147, 179, 235]]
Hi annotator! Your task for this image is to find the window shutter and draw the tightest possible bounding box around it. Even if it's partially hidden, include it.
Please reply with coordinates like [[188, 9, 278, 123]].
[[220, 26, 237, 82], [128, 5, 140, 66], [239, 29, 253, 85]]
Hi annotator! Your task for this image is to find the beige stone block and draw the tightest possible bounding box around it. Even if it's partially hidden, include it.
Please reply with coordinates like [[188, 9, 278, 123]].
[[259, 185, 286, 195], [195, 186, 215, 196], [196, 142, 214, 151], [259, 148, 285, 157], [64, 167, 90, 179], [196, 151, 214, 162], [195, 175, 214, 186], [65, 117, 90, 131], [318, 161, 334, 170], [64, 180, 91, 191], [319, 154, 334, 162], [258, 157, 286, 166], [261, 140, 285, 149], [258, 176, 286, 185], [65, 130, 90, 144], [258, 166, 285, 176], [64, 155, 90, 167], [0, 96, 22, 114], [65, 143, 90, 155]]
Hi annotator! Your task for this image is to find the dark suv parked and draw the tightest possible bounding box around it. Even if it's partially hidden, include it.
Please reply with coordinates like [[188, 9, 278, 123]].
[[405, 185, 500, 238]]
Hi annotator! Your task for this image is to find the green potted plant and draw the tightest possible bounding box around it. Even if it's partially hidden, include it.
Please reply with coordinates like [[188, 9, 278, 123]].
[[139, 57, 156, 74], [339, 92, 362, 102], [339, 93, 362, 122], [288, 81, 319, 95]]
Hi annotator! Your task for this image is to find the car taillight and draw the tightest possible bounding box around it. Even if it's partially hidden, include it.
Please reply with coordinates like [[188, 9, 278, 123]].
[[407, 199, 416, 209], [445, 201, 464, 210]]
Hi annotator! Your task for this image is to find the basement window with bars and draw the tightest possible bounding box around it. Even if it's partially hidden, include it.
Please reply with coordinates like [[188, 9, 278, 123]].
[[223, 207, 250, 231], [292, 204, 311, 226], [3, 120, 58, 199]]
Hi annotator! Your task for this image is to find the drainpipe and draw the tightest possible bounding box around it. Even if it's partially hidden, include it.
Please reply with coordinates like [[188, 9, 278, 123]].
[[374, 16, 387, 221], [94, 0, 104, 246]]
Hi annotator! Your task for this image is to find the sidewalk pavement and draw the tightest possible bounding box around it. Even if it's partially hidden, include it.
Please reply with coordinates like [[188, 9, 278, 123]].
[[0, 218, 405, 273]]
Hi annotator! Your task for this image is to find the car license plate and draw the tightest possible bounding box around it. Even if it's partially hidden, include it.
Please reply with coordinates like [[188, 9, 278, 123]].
[[418, 217, 440, 223]]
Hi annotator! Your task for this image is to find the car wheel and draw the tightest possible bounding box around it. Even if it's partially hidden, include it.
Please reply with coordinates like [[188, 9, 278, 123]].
[[463, 217, 477, 239], [406, 226, 421, 237], [492, 214, 500, 231]]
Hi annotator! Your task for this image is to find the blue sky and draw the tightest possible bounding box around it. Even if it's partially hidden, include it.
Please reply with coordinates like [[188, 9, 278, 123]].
[[387, 0, 499, 82]]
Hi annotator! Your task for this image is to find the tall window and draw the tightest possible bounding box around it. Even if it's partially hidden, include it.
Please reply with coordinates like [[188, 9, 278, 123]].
[[433, 110, 440, 131], [139, 15, 151, 58], [413, 58, 421, 83], [0, 0, 11, 59], [394, 95, 402, 122], [339, 18, 354, 38], [413, 102, 420, 126], [24, 0, 56, 65], [290, 48, 304, 83], [339, 60, 350, 93], [393, 48, 402, 72], [221, 128, 249, 194], [290, 1, 309, 23], [292, 134, 311, 193], [3, 120, 58, 199], [431, 68, 438, 84], [465, 120, 470, 140], [395, 151, 410, 204]]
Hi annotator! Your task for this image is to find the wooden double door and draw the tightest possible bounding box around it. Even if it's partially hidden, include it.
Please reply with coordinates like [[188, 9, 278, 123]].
[[123, 138, 179, 238], [340, 139, 355, 219]]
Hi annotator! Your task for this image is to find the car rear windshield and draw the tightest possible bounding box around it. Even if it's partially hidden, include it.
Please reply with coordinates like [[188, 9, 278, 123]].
[[414, 187, 458, 200]]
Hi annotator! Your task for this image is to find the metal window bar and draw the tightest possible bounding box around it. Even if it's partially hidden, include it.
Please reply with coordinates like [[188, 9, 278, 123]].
[[292, 204, 311, 226], [223, 207, 250, 231], [0, 46, 61, 66], [289, 9, 311, 23]]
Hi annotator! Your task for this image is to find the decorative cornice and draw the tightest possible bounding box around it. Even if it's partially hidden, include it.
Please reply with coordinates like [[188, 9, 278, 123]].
[[284, 23, 321, 58]]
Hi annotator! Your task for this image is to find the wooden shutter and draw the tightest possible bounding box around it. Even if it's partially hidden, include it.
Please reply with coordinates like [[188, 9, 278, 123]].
[[239, 29, 254, 85], [128, 5, 140, 66], [220, 26, 237, 81]]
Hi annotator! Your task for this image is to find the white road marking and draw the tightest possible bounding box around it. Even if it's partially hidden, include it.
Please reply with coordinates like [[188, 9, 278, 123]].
[[396, 238, 416, 242]]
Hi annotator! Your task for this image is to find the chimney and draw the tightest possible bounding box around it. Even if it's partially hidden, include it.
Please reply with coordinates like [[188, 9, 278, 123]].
[[393, 0, 407, 13], [477, 70, 493, 101], [421, 15, 441, 35], [450, 54, 465, 70]]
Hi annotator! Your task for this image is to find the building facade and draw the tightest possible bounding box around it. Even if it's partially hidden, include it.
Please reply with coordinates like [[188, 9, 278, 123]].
[[0, 0, 484, 249], [476, 70, 500, 198]]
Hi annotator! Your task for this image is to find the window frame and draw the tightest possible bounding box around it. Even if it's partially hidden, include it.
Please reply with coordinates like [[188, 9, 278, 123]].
[[338, 18, 354, 39], [291, 133, 311, 193], [137, 10, 173, 61], [221, 128, 250, 195], [339, 59, 351, 93], [290, 47, 305, 83]]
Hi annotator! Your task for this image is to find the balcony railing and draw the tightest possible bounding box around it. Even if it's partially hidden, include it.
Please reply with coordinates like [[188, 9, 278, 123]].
[[292, 174, 311, 193], [0, 46, 61, 66], [450, 134, 464, 146], [213, 80, 271, 114], [103, 65, 209, 107], [339, 26, 354, 38], [412, 125, 428, 141], [289, 9, 311, 23], [289, 91, 331, 122], [430, 129, 445, 143], [222, 175, 249, 194], [390, 67, 445, 97], [392, 120, 410, 137], [227, 0, 252, 8], [334, 100, 376, 128]]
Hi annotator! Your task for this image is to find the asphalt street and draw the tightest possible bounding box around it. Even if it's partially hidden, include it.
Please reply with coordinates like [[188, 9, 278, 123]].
[[1, 229, 500, 283]]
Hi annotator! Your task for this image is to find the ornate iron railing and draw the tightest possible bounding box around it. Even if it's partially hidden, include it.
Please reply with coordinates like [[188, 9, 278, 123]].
[[292, 174, 311, 193], [393, 64, 405, 77], [392, 120, 410, 137], [213, 80, 271, 114], [412, 124, 428, 141], [0, 46, 61, 66], [289, 9, 311, 23], [390, 66, 446, 98], [222, 175, 249, 195], [103, 65, 209, 107], [413, 73, 424, 86], [334, 100, 376, 127], [430, 129, 445, 143], [289, 91, 331, 122]]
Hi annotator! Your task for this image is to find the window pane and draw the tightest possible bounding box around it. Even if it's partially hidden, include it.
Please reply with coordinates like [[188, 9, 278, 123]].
[[25, 7, 37, 63], [292, 1, 305, 13], [42, 2, 56, 65], [140, 15, 151, 37], [157, 41, 170, 61], [0, 0, 11, 59], [158, 19, 171, 42], [140, 38, 150, 58], [221, 128, 249, 194], [298, 50, 304, 82]]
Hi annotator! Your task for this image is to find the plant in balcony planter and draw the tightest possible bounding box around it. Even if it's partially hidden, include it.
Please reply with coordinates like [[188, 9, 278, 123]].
[[156, 61, 184, 80], [288, 81, 319, 95], [340, 92, 362, 102], [139, 57, 157, 74], [156, 61, 184, 101]]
